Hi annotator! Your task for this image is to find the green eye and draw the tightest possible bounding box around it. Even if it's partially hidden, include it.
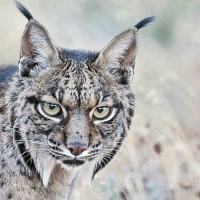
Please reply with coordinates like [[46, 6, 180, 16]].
[[42, 102, 61, 116], [93, 107, 111, 119]]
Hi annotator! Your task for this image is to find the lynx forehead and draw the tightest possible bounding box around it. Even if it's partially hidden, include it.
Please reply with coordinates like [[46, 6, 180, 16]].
[[0, 1, 154, 200]]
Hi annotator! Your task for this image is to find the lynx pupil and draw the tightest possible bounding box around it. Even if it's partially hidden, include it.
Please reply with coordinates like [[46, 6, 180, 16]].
[[97, 108, 103, 113], [49, 104, 56, 110]]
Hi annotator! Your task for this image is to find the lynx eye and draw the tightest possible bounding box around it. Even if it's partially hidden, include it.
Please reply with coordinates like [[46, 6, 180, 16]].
[[93, 107, 112, 120], [42, 102, 61, 116]]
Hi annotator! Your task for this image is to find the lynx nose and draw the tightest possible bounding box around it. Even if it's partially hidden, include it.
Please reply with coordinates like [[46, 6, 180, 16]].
[[67, 144, 88, 156]]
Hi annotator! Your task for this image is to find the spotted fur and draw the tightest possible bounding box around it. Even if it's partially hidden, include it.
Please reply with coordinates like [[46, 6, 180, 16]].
[[0, 2, 154, 200]]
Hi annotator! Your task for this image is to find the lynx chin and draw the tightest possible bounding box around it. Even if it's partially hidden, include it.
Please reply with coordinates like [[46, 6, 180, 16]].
[[0, 1, 154, 200]]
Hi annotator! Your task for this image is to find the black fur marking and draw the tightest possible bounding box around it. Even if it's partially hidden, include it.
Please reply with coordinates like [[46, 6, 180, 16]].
[[92, 135, 125, 179], [1, 159, 6, 168], [59, 48, 99, 63], [27, 96, 38, 104], [7, 193, 13, 199], [128, 108, 134, 117], [98, 130, 104, 138], [15, 1, 33, 20], [134, 16, 155, 30], [126, 117, 132, 129], [0, 107, 5, 114], [0, 181, 4, 188], [92, 149, 117, 179], [113, 102, 123, 110], [49, 139, 58, 145], [13, 128, 36, 174]]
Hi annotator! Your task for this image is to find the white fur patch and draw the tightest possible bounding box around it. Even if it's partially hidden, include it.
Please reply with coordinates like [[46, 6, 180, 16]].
[[82, 159, 97, 187], [76, 150, 88, 158], [61, 148, 75, 158], [42, 158, 56, 188]]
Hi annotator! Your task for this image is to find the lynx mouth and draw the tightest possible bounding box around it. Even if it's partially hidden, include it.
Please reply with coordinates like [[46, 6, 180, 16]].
[[62, 159, 85, 166], [49, 151, 85, 166]]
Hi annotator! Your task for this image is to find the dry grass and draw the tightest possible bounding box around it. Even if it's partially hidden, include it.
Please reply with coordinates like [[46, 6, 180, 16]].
[[1, 0, 200, 199]]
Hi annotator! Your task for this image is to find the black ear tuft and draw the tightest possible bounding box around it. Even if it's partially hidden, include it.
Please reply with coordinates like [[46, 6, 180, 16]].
[[15, 1, 33, 20], [134, 16, 155, 30]]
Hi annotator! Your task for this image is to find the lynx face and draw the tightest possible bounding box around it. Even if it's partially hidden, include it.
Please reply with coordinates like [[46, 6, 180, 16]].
[[9, 48, 135, 180], [5, 2, 154, 187]]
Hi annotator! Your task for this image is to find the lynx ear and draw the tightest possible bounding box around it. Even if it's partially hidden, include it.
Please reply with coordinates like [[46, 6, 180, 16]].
[[15, 1, 60, 77], [95, 16, 155, 84], [95, 27, 138, 84], [18, 20, 60, 77]]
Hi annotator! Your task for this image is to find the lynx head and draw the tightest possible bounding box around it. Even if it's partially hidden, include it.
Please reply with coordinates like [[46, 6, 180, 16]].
[[8, 1, 154, 187]]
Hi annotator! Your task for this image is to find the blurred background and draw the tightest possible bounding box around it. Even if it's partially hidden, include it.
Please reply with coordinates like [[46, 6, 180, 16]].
[[1, 0, 200, 199]]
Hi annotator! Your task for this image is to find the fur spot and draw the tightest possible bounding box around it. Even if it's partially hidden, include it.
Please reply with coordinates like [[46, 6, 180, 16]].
[[1, 159, 6, 168], [128, 108, 134, 117], [0, 107, 5, 113], [154, 143, 162, 154], [7, 193, 13, 199], [126, 117, 131, 128], [0, 181, 4, 187], [27, 96, 38, 104]]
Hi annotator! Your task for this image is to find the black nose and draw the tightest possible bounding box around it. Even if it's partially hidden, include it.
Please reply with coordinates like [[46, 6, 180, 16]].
[[67, 144, 88, 156]]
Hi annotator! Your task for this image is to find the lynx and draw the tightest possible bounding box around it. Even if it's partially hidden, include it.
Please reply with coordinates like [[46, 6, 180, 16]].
[[0, 2, 154, 200]]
